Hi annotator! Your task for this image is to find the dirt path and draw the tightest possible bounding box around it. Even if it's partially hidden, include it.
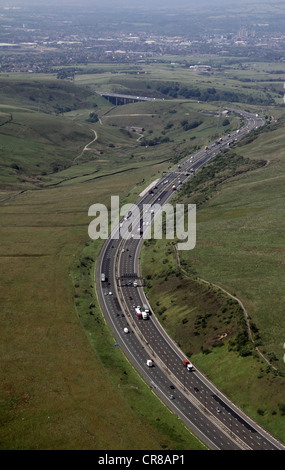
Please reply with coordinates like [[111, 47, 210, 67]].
[[0, 190, 26, 203], [173, 245, 277, 371], [72, 129, 98, 163]]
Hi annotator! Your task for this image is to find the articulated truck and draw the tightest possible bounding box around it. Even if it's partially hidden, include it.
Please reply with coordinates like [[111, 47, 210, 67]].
[[135, 305, 149, 320], [142, 304, 149, 320], [135, 307, 142, 319]]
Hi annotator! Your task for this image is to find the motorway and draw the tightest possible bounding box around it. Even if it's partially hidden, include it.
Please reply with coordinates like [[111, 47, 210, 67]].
[[96, 91, 158, 102], [95, 109, 285, 450]]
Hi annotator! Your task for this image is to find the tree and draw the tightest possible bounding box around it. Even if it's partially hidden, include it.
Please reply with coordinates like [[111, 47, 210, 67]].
[[87, 112, 98, 123]]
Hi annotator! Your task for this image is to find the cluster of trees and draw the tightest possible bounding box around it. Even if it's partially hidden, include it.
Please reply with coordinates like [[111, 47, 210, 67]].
[[140, 135, 171, 146], [229, 329, 253, 357], [179, 150, 265, 203], [180, 119, 203, 131], [155, 82, 274, 105], [86, 112, 99, 123]]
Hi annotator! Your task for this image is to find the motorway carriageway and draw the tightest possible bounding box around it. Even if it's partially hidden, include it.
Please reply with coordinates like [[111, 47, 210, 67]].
[[96, 109, 285, 450]]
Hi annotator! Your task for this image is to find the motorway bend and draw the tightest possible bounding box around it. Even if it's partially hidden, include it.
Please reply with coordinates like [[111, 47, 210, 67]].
[[95, 109, 285, 450]]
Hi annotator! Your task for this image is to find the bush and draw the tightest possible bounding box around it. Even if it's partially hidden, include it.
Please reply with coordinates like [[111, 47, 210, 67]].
[[87, 112, 98, 123], [239, 345, 252, 357], [222, 118, 230, 126]]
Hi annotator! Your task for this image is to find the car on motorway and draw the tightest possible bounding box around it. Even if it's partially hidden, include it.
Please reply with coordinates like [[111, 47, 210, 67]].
[[96, 110, 273, 451], [170, 384, 175, 389]]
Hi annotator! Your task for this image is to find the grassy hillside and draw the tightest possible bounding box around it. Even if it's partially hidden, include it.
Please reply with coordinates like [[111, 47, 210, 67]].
[[1, 64, 284, 449], [0, 106, 95, 188], [0, 157, 208, 450], [0, 77, 94, 113], [75, 60, 284, 106], [178, 120, 285, 372], [0, 77, 215, 450], [140, 116, 285, 443], [0, 77, 241, 192]]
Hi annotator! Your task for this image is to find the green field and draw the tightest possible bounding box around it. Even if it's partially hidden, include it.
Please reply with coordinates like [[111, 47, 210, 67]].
[[0, 75, 214, 450], [0, 175, 209, 450], [0, 61, 284, 449]]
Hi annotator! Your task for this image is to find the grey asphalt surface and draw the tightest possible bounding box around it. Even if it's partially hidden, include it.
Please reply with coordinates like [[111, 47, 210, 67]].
[[95, 109, 285, 451]]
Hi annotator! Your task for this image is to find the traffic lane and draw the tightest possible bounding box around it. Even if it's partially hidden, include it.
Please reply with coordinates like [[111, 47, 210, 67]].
[[98, 109, 270, 448], [112, 251, 245, 449], [118, 280, 279, 450], [103, 281, 274, 449], [100, 280, 237, 449], [118, 124, 259, 242], [119, 235, 281, 450], [121, 281, 236, 425], [126, 280, 280, 448]]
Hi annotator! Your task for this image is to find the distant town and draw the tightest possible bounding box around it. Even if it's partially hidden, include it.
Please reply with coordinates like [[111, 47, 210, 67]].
[[1, 3, 285, 74]]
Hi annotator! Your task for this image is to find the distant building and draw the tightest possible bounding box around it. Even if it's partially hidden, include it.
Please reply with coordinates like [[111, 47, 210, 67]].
[[189, 65, 211, 73]]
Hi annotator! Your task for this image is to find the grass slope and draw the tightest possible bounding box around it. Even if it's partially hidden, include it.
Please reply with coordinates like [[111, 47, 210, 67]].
[[140, 117, 285, 443], [0, 173, 206, 450], [1, 67, 284, 449], [0, 79, 215, 450]]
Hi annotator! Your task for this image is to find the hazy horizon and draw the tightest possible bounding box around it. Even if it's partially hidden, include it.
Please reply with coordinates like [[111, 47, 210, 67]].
[[4, 0, 285, 9]]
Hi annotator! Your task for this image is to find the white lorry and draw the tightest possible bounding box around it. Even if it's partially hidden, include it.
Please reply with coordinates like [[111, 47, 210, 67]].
[[142, 304, 149, 320]]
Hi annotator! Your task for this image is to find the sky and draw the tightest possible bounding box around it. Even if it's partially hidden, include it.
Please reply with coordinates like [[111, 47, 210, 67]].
[[5, 0, 267, 7], [5, 0, 285, 15]]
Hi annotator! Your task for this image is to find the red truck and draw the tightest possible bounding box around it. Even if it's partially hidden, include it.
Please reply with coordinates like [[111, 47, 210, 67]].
[[135, 307, 142, 319], [183, 359, 193, 371]]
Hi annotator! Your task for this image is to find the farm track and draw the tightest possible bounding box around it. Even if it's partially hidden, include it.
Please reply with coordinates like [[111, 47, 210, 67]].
[[72, 129, 98, 163], [173, 245, 278, 372]]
